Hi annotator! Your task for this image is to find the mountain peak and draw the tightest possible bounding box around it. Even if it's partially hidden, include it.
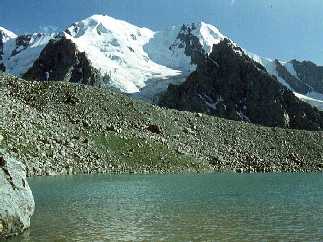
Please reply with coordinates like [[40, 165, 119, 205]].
[[0, 26, 17, 41], [175, 21, 226, 47], [159, 38, 323, 131], [65, 14, 153, 39]]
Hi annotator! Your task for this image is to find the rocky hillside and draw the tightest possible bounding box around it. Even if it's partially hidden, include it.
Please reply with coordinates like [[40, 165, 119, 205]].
[[159, 39, 323, 131], [0, 72, 322, 175]]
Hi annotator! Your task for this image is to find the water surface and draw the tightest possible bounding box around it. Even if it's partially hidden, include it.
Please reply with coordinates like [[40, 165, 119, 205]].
[[12, 174, 323, 241]]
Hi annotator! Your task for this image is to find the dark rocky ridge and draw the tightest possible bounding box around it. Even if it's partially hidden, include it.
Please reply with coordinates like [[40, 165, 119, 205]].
[[170, 23, 207, 66], [159, 39, 323, 131], [11, 34, 33, 57], [0, 64, 5, 72], [0, 31, 3, 59], [0, 31, 5, 72], [274, 60, 311, 94], [291, 60, 323, 93], [23, 36, 103, 85]]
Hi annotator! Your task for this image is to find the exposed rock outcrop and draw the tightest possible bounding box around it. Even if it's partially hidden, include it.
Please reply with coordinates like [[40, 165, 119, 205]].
[[0, 63, 5, 72], [170, 23, 207, 66], [10, 34, 34, 57], [291, 60, 323, 93], [0, 31, 5, 72], [274, 60, 311, 94], [23, 36, 102, 85], [0, 151, 35, 239], [160, 39, 323, 131], [0, 31, 4, 59]]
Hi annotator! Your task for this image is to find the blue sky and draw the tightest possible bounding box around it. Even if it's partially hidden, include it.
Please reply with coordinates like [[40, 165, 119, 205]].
[[0, 0, 322, 64]]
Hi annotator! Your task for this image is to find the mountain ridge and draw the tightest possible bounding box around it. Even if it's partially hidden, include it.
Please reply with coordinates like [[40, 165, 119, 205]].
[[1, 14, 323, 112], [159, 38, 323, 131]]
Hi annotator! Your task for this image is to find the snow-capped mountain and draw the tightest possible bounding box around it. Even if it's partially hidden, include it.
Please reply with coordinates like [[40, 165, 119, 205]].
[[1, 14, 323, 109], [4, 33, 57, 75], [0, 26, 17, 71], [249, 53, 323, 110], [23, 15, 227, 99], [0, 26, 56, 75], [159, 38, 323, 131], [0, 26, 17, 41], [63, 15, 182, 94]]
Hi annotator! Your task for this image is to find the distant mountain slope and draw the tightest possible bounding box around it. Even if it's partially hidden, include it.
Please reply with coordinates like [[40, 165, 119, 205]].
[[19, 15, 227, 97], [249, 53, 323, 110], [159, 39, 323, 131], [0, 26, 17, 71], [1, 15, 323, 110]]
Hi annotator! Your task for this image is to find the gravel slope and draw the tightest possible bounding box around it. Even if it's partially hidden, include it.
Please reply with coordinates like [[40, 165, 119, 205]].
[[0, 72, 322, 176]]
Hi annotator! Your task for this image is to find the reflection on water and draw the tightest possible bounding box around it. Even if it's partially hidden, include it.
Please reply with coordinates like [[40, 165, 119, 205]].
[[10, 174, 323, 241]]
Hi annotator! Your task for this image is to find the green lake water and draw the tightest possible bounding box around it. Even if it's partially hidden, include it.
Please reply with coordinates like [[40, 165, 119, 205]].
[[11, 174, 323, 241]]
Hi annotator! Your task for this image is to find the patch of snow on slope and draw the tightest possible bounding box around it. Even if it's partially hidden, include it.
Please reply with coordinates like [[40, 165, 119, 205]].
[[294, 92, 323, 111], [145, 22, 225, 74], [145, 25, 193, 73], [65, 14, 181, 93], [199, 22, 225, 52], [248, 52, 323, 110], [247, 52, 294, 90], [284, 61, 298, 78]]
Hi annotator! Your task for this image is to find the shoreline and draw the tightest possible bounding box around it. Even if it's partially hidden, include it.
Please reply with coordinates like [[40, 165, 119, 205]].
[[26, 161, 323, 178]]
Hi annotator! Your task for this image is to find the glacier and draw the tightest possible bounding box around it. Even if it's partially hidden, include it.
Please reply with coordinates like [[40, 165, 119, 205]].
[[1, 14, 323, 109]]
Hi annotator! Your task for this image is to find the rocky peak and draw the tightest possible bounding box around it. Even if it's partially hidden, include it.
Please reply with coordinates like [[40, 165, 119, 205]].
[[0, 27, 16, 72], [291, 59, 323, 93], [0, 26, 17, 42], [0, 31, 4, 57], [169, 23, 207, 67], [159, 38, 323, 131], [0, 32, 4, 69], [273, 59, 312, 94], [10, 33, 49, 57], [23, 36, 102, 85]]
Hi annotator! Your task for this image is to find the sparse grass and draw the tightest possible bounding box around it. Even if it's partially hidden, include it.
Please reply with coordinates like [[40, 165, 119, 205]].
[[93, 132, 205, 171]]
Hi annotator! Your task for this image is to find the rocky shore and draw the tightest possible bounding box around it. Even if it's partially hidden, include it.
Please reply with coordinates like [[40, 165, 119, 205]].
[[0, 72, 322, 177]]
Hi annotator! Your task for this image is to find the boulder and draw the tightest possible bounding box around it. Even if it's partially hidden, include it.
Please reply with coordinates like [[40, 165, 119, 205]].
[[0, 152, 35, 239]]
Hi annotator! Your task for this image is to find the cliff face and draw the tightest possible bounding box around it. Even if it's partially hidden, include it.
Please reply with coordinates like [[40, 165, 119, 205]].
[[169, 23, 208, 66], [273, 60, 311, 94], [23, 36, 103, 85], [0, 32, 5, 72], [11, 34, 35, 57], [159, 39, 323, 131], [291, 60, 323, 93]]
